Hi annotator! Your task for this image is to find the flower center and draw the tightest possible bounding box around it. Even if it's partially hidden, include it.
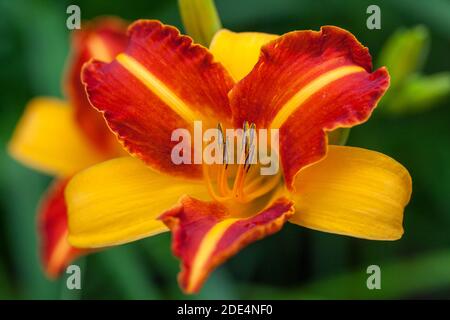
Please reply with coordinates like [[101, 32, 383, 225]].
[[203, 122, 282, 206]]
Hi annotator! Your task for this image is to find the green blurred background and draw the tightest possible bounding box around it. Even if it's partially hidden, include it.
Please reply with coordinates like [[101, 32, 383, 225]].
[[0, 0, 449, 299]]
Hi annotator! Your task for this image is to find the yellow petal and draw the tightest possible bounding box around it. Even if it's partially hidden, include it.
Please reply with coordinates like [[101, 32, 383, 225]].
[[66, 157, 210, 248], [290, 145, 412, 240], [209, 29, 277, 81], [8, 98, 106, 176]]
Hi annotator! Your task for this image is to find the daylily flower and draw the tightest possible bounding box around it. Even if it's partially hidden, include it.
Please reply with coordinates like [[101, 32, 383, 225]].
[[8, 18, 128, 277], [66, 20, 412, 293]]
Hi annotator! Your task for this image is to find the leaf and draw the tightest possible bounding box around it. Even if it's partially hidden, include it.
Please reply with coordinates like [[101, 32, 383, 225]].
[[378, 25, 430, 89], [386, 73, 450, 115], [245, 250, 450, 299], [94, 244, 162, 299], [1, 155, 60, 299]]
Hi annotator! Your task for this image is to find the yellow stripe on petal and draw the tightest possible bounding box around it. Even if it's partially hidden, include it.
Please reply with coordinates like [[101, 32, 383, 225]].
[[116, 53, 199, 123], [270, 65, 365, 129], [160, 196, 294, 293], [82, 21, 234, 179], [66, 157, 210, 248], [290, 146, 412, 240], [187, 218, 239, 293], [8, 98, 106, 177], [228, 27, 390, 190], [209, 29, 278, 81]]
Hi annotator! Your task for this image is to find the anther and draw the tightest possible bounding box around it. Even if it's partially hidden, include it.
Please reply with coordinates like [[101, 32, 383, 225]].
[[244, 123, 256, 172], [217, 123, 228, 168]]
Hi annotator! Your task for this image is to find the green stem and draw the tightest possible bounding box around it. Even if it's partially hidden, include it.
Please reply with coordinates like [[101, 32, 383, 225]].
[[178, 0, 222, 46]]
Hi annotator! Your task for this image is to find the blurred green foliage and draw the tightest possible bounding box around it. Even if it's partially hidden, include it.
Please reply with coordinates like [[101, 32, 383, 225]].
[[378, 26, 430, 89], [378, 25, 450, 114], [0, 0, 449, 299]]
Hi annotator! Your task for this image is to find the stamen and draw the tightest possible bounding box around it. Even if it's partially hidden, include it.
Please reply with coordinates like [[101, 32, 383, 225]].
[[203, 122, 280, 204], [242, 121, 249, 156], [217, 123, 226, 161], [245, 146, 254, 173], [223, 134, 229, 170], [232, 121, 256, 200], [203, 164, 231, 202], [232, 164, 246, 200], [245, 123, 256, 172], [217, 164, 230, 196], [216, 123, 231, 195], [240, 174, 282, 203]]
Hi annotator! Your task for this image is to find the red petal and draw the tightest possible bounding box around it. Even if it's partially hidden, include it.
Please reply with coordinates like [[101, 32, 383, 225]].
[[229, 26, 390, 189], [38, 179, 85, 278], [65, 18, 128, 155], [82, 20, 234, 179], [160, 197, 294, 293]]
